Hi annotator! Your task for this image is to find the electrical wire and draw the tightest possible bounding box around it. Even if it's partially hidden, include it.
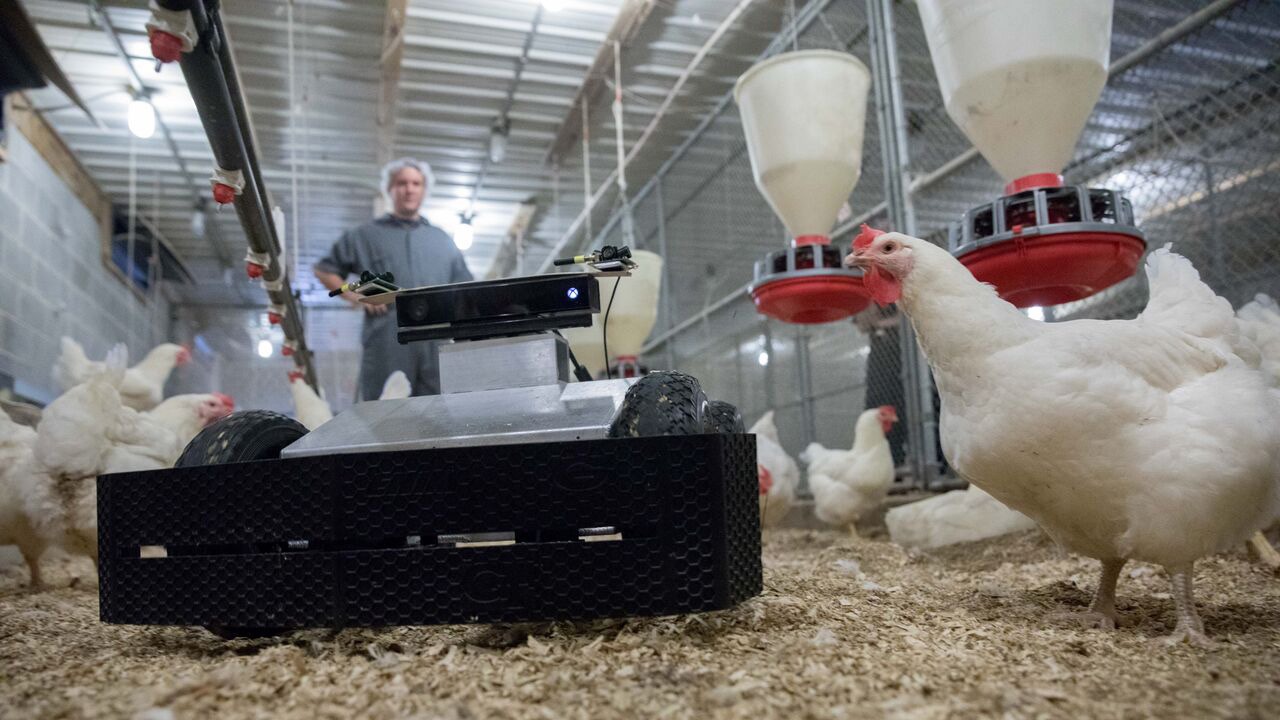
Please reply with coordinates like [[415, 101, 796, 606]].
[[602, 276, 621, 380], [552, 329, 593, 382]]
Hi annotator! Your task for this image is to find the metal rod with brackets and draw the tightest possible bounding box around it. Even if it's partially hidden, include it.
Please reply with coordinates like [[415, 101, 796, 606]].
[[153, 0, 318, 390]]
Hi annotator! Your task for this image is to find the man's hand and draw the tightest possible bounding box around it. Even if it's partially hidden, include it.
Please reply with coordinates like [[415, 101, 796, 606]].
[[344, 292, 389, 315], [316, 269, 389, 316]]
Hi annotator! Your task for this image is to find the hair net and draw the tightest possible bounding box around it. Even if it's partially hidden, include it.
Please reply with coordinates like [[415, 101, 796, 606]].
[[379, 157, 434, 208]]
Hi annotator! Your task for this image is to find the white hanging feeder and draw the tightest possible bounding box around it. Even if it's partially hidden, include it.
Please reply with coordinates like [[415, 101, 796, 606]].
[[735, 50, 873, 324], [558, 250, 664, 378], [918, 0, 1145, 308]]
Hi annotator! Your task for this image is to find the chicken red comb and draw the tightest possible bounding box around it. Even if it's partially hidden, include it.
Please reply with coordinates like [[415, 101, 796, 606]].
[[853, 224, 885, 250], [212, 392, 235, 411], [879, 404, 898, 419]]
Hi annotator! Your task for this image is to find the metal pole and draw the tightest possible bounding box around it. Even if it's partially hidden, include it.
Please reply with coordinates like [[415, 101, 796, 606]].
[[1203, 160, 1222, 287], [467, 5, 543, 213], [581, 96, 593, 245], [868, 0, 936, 488], [762, 324, 776, 412], [642, 284, 748, 353], [1109, 0, 1242, 77], [733, 329, 745, 414], [796, 326, 816, 453], [653, 176, 677, 370]]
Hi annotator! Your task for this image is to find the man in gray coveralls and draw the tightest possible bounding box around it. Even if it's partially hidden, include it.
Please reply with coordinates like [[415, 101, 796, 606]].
[[314, 158, 473, 400]]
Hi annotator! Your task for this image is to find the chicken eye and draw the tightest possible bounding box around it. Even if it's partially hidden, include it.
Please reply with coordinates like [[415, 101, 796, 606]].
[[882, 243, 896, 253]]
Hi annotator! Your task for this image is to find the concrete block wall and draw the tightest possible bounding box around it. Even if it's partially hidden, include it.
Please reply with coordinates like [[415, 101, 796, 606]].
[[0, 125, 171, 405]]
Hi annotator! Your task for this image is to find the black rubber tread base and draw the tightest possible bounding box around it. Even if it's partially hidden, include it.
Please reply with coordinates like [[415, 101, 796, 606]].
[[176, 410, 308, 467], [607, 371, 707, 438], [704, 400, 745, 434], [98, 433, 761, 629]]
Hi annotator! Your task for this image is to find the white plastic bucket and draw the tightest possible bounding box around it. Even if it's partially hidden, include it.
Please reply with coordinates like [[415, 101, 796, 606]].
[[734, 50, 871, 238], [559, 250, 664, 374], [917, 0, 1113, 182]]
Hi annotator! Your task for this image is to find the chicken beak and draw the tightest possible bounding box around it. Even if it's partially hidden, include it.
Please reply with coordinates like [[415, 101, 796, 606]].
[[844, 250, 870, 270]]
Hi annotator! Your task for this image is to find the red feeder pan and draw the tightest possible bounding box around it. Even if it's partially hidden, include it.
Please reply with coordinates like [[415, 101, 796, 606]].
[[749, 237, 870, 324], [948, 176, 1145, 308]]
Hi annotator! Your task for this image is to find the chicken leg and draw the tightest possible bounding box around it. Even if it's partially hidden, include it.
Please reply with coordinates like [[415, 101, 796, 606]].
[[1247, 531, 1280, 572], [1164, 564, 1213, 647], [18, 544, 45, 591], [1051, 558, 1124, 630]]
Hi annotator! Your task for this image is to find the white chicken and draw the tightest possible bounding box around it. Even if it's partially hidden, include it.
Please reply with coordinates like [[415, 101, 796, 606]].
[[749, 410, 798, 527], [0, 408, 41, 587], [129, 392, 236, 468], [801, 405, 898, 533], [886, 484, 1037, 550], [1236, 293, 1280, 387], [14, 349, 234, 581], [53, 336, 191, 411], [846, 226, 1280, 644], [289, 370, 334, 431], [290, 369, 412, 431], [1235, 293, 1280, 567], [379, 370, 412, 400]]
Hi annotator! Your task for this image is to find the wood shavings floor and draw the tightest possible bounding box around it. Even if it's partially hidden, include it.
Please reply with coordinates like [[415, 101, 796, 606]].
[[2, 529, 1278, 720]]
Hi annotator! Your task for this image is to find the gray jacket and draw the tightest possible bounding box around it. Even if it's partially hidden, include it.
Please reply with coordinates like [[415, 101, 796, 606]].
[[317, 214, 473, 399]]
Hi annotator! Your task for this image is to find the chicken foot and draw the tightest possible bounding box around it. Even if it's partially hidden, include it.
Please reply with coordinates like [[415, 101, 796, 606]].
[[1050, 558, 1125, 630], [1164, 564, 1214, 647]]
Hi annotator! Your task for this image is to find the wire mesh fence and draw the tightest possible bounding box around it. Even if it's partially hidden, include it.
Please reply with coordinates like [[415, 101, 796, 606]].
[[899, 0, 1280, 321]]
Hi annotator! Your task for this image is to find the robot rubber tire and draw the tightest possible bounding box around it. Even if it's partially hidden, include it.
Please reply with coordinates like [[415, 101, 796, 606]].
[[176, 410, 308, 467], [607, 371, 708, 438], [704, 400, 746, 435]]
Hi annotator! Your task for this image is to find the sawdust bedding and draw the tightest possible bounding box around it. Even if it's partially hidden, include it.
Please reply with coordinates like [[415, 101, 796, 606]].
[[2, 529, 1278, 720]]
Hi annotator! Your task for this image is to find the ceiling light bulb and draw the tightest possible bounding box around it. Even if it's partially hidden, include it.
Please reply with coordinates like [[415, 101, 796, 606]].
[[489, 117, 510, 163], [257, 339, 274, 358], [757, 351, 769, 367], [128, 99, 156, 139], [1026, 306, 1046, 322]]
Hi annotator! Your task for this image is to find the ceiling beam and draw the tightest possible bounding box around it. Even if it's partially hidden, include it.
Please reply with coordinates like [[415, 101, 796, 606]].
[[544, 0, 657, 166], [376, 0, 409, 166]]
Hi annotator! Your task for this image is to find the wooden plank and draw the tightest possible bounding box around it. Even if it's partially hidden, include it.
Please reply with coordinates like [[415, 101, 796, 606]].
[[376, 0, 410, 166], [544, 0, 656, 167], [483, 200, 540, 279], [9, 93, 111, 214]]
